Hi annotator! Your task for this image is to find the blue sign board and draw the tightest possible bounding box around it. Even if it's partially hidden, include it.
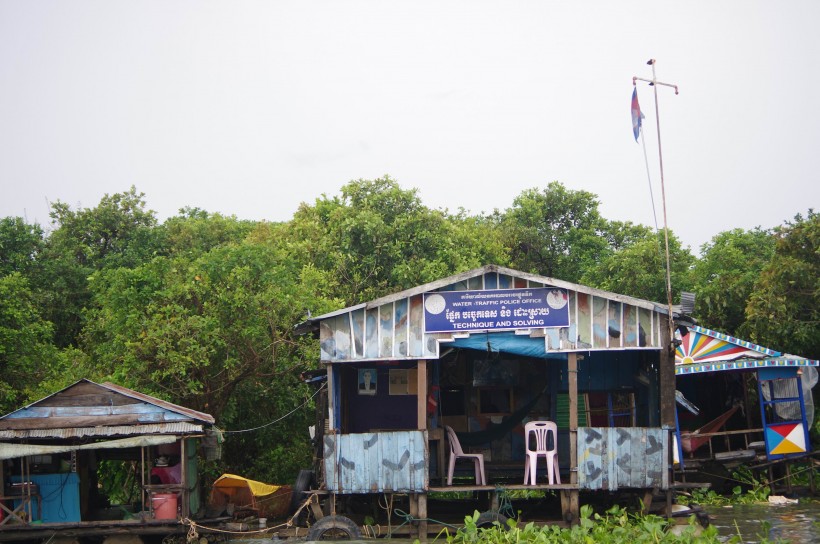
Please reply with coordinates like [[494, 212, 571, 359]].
[[423, 288, 570, 333]]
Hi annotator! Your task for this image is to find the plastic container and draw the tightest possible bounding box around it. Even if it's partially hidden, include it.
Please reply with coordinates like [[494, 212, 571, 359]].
[[151, 493, 178, 520], [259, 517, 267, 528], [11, 473, 80, 523]]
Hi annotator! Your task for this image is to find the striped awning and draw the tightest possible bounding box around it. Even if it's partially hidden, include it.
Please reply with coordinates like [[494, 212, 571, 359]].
[[675, 357, 819, 376]]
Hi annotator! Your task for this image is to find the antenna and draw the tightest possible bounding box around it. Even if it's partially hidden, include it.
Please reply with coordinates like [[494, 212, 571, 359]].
[[633, 59, 679, 347]]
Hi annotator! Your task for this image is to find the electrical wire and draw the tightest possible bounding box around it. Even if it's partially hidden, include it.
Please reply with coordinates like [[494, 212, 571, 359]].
[[220, 383, 326, 434]]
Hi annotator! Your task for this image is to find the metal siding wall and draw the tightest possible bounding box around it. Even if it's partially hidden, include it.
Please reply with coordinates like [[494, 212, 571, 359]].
[[318, 280, 664, 363], [409, 295, 424, 357], [578, 428, 668, 491], [365, 308, 379, 358], [395, 299, 409, 357], [379, 305, 394, 357], [323, 431, 427, 493]]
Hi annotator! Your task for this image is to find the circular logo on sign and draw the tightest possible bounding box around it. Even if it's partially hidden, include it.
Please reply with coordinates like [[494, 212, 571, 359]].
[[547, 289, 568, 309], [425, 294, 446, 315]]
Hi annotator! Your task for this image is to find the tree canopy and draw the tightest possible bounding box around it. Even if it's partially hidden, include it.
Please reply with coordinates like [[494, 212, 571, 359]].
[[0, 180, 811, 483], [744, 211, 818, 358]]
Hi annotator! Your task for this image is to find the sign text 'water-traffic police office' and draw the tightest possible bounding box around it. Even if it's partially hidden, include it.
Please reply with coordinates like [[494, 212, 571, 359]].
[[423, 288, 570, 333]]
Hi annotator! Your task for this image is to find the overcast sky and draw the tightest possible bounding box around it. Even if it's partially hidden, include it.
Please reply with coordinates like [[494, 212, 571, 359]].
[[1, 1, 818, 253]]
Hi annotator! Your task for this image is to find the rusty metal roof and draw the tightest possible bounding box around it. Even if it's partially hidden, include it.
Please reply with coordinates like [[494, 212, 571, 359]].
[[0, 379, 215, 435], [100, 381, 215, 424], [0, 422, 205, 440]]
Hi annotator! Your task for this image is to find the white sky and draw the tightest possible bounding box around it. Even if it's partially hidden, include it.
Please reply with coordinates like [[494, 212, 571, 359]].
[[1, 1, 819, 253]]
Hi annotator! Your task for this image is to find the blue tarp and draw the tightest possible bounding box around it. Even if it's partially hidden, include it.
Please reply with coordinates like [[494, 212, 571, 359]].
[[449, 331, 567, 360]]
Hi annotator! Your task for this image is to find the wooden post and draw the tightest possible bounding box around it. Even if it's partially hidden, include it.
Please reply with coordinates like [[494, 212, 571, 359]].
[[560, 489, 579, 525], [659, 332, 676, 429], [141, 446, 147, 519], [416, 360, 428, 540], [180, 438, 188, 518], [565, 352, 580, 524], [418, 492, 428, 541], [568, 353, 578, 484], [327, 364, 336, 431], [659, 331, 676, 507], [417, 360, 427, 430], [409, 493, 419, 539]]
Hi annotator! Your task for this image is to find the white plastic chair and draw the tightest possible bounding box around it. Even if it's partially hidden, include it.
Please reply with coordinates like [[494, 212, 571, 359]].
[[523, 421, 560, 485], [444, 425, 486, 486]]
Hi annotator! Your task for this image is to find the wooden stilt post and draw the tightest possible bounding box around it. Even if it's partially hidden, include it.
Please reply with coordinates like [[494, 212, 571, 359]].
[[417, 360, 428, 431], [409, 493, 419, 539], [416, 360, 428, 540], [418, 492, 428, 541], [659, 327, 676, 518], [565, 352, 580, 524], [659, 332, 676, 430]]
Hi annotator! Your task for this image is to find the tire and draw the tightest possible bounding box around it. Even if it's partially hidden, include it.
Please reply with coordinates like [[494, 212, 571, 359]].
[[475, 510, 510, 530], [290, 469, 315, 514], [306, 515, 362, 541]]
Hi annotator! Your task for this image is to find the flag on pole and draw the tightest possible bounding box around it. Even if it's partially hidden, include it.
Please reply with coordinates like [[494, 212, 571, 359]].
[[631, 87, 644, 141]]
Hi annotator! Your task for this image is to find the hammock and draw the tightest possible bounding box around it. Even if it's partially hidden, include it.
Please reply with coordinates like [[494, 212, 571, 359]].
[[456, 389, 545, 446], [680, 405, 740, 454]]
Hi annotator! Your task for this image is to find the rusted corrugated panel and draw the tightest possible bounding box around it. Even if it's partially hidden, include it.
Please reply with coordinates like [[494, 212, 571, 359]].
[[578, 427, 668, 491], [324, 431, 427, 494], [0, 380, 214, 431], [101, 382, 214, 423], [0, 422, 203, 439]]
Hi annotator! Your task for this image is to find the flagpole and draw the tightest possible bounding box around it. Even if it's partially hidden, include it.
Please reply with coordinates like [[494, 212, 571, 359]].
[[633, 59, 678, 345]]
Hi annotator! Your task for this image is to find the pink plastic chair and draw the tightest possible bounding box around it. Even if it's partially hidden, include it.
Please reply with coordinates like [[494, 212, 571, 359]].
[[523, 421, 560, 485], [444, 425, 486, 486]]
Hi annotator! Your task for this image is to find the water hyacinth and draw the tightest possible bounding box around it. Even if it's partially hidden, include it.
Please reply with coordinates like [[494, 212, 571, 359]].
[[432, 504, 760, 544]]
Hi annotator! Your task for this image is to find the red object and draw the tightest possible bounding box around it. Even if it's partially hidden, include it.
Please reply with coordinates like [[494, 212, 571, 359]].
[[151, 464, 182, 484]]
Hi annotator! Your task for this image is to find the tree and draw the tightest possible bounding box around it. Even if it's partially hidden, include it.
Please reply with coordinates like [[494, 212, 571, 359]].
[[0, 217, 44, 278], [38, 187, 159, 346], [47, 186, 159, 269], [162, 207, 258, 256], [282, 176, 507, 303], [580, 230, 695, 304], [0, 274, 57, 413], [81, 239, 339, 482], [744, 211, 818, 358], [82, 240, 337, 415], [691, 228, 775, 335], [500, 182, 609, 282]]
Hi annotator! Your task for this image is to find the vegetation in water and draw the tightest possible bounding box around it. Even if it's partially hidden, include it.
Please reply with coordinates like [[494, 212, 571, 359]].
[[436, 505, 714, 543], [432, 505, 787, 544], [679, 465, 773, 507]]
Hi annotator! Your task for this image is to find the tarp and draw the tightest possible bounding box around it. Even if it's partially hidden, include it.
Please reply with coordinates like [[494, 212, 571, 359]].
[[209, 474, 291, 519], [212, 474, 281, 498], [0, 435, 178, 461], [450, 331, 568, 360]]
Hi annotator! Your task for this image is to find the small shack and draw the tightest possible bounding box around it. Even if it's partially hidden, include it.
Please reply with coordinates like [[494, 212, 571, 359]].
[[295, 264, 680, 536], [0, 379, 216, 541], [673, 325, 818, 487]]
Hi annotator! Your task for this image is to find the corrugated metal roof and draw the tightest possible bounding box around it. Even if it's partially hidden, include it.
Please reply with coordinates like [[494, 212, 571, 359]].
[[100, 382, 215, 424], [0, 422, 204, 440], [295, 264, 670, 334], [1, 379, 215, 425]]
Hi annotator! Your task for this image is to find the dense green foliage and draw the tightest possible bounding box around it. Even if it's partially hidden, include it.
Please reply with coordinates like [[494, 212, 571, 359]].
[[691, 228, 776, 336], [0, 180, 815, 486], [744, 211, 819, 359], [442, 506, 728, 544]]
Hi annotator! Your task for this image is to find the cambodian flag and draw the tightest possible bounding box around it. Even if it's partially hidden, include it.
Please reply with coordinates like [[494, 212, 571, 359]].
[[631, 87, 644, 141]]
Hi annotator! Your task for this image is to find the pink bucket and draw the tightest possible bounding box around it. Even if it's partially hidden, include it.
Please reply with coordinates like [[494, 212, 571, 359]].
[[151, 493, 178, 520]]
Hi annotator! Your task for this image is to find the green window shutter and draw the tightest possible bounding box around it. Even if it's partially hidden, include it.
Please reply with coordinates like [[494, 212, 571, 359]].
[[555, 393, 589, 429]]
